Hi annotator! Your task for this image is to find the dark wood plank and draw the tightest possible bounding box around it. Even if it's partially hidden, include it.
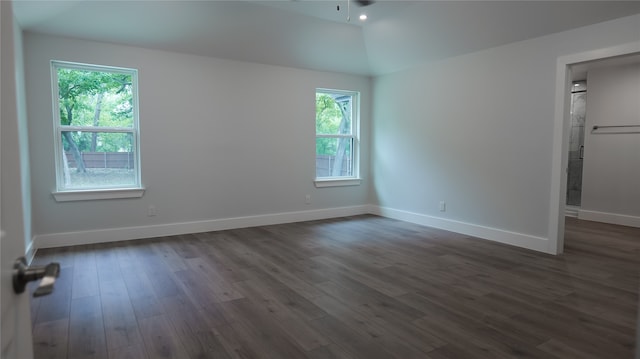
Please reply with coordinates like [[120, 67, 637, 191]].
[[310, 294, 434, 358], [184, 257, 244, 302], [94, 244, 124, 283], [239, 266, 328, 321], [71, 247, 100, 299], [34, 266, 73, 324], [159, 295, 232, 358], [306, 344, 355, 359], [68, 295, 107, 359], [99, 279, 143, 351], [30, 215, 640, 359], [32, 318, 69, 359], [308, 315, 399, 359], [107, 344, 149, 359], [138, 315, 190, 359], [218, 298, 310, 358], [232, 279, 330, 351], [536, 338, 602, 359], [215, 323, 264, 359], [121, 270, 164, 320]]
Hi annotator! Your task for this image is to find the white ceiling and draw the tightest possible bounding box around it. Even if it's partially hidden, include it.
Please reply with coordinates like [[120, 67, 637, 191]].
[[12, 1, 640, 76]]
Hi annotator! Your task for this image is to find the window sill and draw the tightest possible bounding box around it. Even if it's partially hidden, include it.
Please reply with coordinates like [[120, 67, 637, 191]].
[[52, 188, 145, 202], [314, 178, 361, 188]]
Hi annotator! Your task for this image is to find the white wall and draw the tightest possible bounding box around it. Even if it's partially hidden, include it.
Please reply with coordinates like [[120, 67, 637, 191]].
[[13, 12, 32, 255], [1, 1, 35, 358], [24, 33, 371, 247], [21, 14, 640, 252], [580, 63, 640, 226], [371, 14, 640, 253]]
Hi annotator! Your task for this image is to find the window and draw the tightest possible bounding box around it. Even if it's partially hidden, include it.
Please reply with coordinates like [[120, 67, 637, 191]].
[[315, 89, 360, 187], [51, 61, 143, 201]]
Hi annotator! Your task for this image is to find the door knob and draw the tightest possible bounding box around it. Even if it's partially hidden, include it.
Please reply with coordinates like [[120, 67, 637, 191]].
[[12, 257, 60, 297]]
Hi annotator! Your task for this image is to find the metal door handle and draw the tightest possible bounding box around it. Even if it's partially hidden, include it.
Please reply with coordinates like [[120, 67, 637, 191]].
[[12, 257, 60, 297]]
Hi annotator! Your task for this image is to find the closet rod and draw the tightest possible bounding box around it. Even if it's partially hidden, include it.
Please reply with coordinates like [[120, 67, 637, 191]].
[[591, 124, 640, 134], [592, 124, 640, 130]]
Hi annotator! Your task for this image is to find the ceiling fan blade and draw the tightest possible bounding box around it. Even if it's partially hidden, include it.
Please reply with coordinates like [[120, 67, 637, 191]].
[[355, 0, 374, 7]]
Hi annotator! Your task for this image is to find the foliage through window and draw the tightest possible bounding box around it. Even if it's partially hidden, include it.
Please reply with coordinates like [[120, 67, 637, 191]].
[[52, 61, 141, 191], [316, 89, 359, 179]]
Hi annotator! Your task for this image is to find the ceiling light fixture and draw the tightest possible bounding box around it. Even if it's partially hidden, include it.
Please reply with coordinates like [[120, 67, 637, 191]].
[[359, 14, 367, 21]]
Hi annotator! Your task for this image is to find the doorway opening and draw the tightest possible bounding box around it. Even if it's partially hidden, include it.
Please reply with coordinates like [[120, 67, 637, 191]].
[[549, 42, 640, 255], [565, 80, 587, 213]]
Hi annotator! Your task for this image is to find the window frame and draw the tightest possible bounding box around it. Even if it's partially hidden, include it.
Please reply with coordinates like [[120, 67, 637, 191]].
[[314, 88, 361, 187], [50, 60, 144, 201]]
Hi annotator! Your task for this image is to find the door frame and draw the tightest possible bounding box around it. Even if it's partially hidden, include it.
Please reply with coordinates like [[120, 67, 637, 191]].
[[1, 1, 35, 357], [548, 41, 640, 255]]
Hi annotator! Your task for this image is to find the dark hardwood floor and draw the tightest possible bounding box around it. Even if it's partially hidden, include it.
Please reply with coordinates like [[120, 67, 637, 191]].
[[29, 215, 639, 358]]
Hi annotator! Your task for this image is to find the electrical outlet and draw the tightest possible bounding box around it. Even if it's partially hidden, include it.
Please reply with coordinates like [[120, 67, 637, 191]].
[[147, 205, 158, 217], [305, 195, 311, 204], [439, 201, 446, 212]]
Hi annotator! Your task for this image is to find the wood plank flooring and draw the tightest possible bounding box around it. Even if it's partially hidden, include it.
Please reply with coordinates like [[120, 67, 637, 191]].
[[30, 215, 639, 358]]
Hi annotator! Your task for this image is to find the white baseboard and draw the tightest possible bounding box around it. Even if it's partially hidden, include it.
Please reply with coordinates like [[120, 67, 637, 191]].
[[578, 209, 640, 228], [25, 241, 36, 264], [31, 204, 555, 255], [33, 205, 370, 249], [565, 206, 580, 218], [369, 205, 554, 254]]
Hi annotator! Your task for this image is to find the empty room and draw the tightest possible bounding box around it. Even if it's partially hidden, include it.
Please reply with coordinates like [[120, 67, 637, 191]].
[[2, 1, 640, 358]]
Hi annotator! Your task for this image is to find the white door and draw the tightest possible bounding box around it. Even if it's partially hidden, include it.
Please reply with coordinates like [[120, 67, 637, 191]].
[[1, 1, 35, 358], [0, 232, 34, 359]]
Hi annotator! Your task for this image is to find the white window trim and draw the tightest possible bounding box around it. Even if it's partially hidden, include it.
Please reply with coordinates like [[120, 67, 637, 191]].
[[50, 61, 143, 200], [314, 178, 361, 188], [315, 88, 360, 186], [53, 188, 145, 202]]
